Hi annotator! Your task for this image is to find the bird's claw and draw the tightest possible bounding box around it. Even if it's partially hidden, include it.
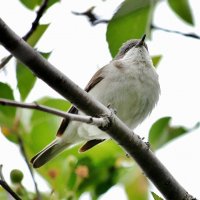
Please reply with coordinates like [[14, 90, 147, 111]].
[[107, 103, 117, 114]]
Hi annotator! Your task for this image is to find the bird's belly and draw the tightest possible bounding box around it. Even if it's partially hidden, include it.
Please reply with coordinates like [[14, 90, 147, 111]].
[[89, 77, 157, 129], [76, 70, 159, 141]]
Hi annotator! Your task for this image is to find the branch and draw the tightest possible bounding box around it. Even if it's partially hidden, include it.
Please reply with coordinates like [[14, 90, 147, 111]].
[[151, 24, 200, 40], [23, 0, 49, 41], [0, 54, 12, 70], [0, 98, 110, 128], [92, 19, 109, 25], [0, 18, 195, 200], [0, 165, 22, 200], [17, 136, 41, 200], [72, 6, 109, 26], [0, 0, 49, 70]]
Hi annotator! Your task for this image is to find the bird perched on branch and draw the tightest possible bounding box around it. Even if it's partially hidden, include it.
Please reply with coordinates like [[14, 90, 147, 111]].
[[31, 34, 160, 168]]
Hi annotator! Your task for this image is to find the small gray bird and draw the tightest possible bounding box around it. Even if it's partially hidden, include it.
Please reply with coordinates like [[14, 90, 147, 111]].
[[31, 35, 160, 168]]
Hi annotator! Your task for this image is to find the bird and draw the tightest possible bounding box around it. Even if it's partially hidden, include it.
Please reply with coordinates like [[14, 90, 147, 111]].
[[31, 34, 160, 168]]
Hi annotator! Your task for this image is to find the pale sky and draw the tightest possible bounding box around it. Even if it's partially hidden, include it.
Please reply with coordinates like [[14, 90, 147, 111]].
[[0, 0, 200, 199]]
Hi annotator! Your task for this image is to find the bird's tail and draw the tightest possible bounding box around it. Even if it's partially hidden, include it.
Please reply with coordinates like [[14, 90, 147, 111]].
[[30, 139, 71, 168]]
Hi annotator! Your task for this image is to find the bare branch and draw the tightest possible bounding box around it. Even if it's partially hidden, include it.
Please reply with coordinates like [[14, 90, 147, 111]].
[[0, 98, 110, 128], [0, 165, 5, 181], [0, 165, 22, 200], [0, 17, 195, 200], [17, 136, 41, 200], [151, 24, 200, 40], [0, 55, 12, 70], [92, 19, 109, 25], [72, 6, 109, 26], [23, 0, 49, 41], [72, 6, 97, 25], [0, 0, 49, 70]]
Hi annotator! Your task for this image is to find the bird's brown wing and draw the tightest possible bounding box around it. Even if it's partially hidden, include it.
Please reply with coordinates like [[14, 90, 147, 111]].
[[56, 66, 106, 151], [79, 139, 105, 152], [84, 66, 105, 92], [56, 106, 78, 136]]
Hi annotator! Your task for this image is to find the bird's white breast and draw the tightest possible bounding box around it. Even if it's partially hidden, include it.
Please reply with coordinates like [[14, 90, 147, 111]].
[[89, 59, 160, 130], [64, 47, 160, 142]]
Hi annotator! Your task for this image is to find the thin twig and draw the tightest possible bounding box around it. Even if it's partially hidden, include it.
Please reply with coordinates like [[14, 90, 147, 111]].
[[17, 136, 41, 200], [92, 19, 109, 25], [23, 0, 49, 41], [0, 0, 49, 70], [12, 116, 41, 199], [72, 6, 97, 25], [0, 165, 5, 181], [0, 55, 12, 70], [72, 6, 109, 26], [0, 165, 22, 200], [151, 24, 200, 40], [0, 98, 110, 128]]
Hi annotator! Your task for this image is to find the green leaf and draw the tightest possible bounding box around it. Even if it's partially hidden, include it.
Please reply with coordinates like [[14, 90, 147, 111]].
[[167, 0, 194, 25], [148, 117, 199, 150], [36, 0, 60, 9], [45, 0, 60, 9], [27, 24, 49, 47], [0, 83, 18, 143], [16, 52, 51, 101], [106, 0, 157, 57], [40, 51, 52, 59], [151, 192, 164, 200], [19, 0, 60, 10], [0, 188, 7, 200], [152, 55, 162, 68], [124, 169, 148, 200], [29, 97, 71, 151], [19, 0, 38, 10], [0, 83, 16, 126], [16, 61, 36, 101]]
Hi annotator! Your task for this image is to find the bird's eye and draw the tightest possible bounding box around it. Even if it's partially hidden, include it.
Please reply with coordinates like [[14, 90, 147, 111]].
[[123, 43, 134, 53], [124, 48, 129, 53]]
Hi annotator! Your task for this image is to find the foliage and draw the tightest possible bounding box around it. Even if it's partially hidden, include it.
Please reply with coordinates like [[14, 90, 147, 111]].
[[0, 0, 197, 199], [106, 0, 156, 58], [19, 0, 60, 10], [149, 117, 199, 150], [167, 0, 194, 25], [16, 51, 51, 101], [151, 192, 164, 200]]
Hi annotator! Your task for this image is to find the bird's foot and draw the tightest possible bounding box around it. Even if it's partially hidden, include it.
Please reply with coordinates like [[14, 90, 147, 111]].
[[98, 104, 116, 130], [107, 103, 117, 114]]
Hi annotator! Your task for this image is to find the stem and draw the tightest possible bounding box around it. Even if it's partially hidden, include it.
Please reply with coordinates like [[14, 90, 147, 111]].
[[0, 98, 110, 127], [0, 165, 22, 200], [17, 136, 42, 200], [23, 0, 49, 41], [151, 24, 200, 40]]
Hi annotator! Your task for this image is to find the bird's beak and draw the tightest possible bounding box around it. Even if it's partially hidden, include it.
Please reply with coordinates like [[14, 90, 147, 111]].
[[135, 34, 146, 47]]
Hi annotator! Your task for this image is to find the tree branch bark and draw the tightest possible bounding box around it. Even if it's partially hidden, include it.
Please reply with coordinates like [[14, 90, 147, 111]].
[[0, 98, 110, 127], [0, 17, 195, 200]]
